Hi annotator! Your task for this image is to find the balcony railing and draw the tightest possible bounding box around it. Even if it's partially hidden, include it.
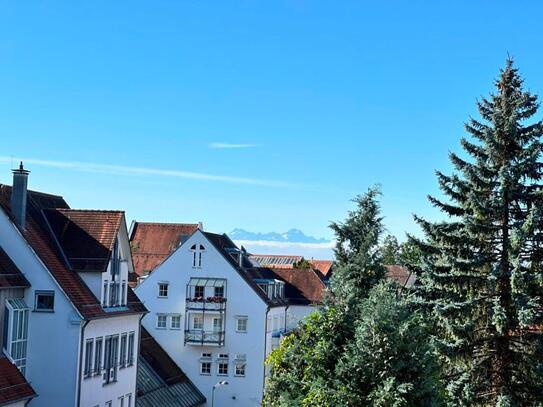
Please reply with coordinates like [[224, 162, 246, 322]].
[[185, 330, 225, 346], [186, 297, 227, 312]]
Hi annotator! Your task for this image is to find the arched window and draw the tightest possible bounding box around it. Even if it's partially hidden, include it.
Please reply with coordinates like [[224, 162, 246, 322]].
[[190, 244, 206, 267]]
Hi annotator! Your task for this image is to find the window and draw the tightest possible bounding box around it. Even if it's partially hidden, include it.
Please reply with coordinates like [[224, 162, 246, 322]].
[[119, 395, 125, 407], [94, 337, 103, 375], [127, 332, 135, 366], [235, 362, 246, 377], [105, 402, 112, 407], [217, 354, 229, 376], [126, 394, 132, 407], [193, 315, 203, 330], [214, 286, 224, 298], [213, 317, 223, 332], [194, 285, 204, 298], [190, 244, 205, 267], [236, 316, 248, 333], [103, 335, 119, 384], [102, 280, 108, 306], [109, 281, 116, 307], [34, 290, 54, 311], [200, 361, 211, 375], [158, 282, 169, 298], [121, 280, 127, 306], [119, 333, 127, 368], [3, 299, 29, 374], [200, 352, 212, 375], [157, 314, 167, 329], [171, 314, 181, 329], [84, 339, 93, 377]]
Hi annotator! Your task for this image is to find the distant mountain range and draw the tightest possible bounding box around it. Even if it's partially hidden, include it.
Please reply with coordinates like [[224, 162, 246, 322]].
[[229, 228, 330, 244]]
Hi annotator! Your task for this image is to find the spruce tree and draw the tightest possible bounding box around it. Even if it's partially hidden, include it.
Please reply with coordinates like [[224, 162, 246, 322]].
[[381, 234, 401, 264], [411, 59, 543, 405]]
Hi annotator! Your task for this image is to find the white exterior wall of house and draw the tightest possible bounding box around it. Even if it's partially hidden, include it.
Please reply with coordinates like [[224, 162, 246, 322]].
[[286, 305, 317, 331], [0, 208, 81, 407], [80, 314, 141, 407], [3, 399, 29, 407], [136, 230, 270, 407]]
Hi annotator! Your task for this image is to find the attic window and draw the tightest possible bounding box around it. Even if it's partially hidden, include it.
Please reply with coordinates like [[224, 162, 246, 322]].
[[35, 291, 55, 312], [190, 244, 205, 268]]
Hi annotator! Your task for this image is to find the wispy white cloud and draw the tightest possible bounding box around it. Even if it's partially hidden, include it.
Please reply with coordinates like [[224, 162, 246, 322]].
[[209, 142, 258, 149], [0, 156, 293, 188]]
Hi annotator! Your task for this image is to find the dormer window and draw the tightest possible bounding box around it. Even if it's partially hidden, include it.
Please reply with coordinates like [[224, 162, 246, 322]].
[[190, 244, 205, 268]]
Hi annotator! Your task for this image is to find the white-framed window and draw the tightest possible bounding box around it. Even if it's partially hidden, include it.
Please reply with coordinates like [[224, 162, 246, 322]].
[[217, 354, 229, 376], [158, 282, 169, 298], [3, 299, 29, 374], [193, 315, 203, 330], [34, 290, 54, 311], [102, 280, 108, 306], [127, 332, 135, 366], [214, 286, 224, 298], [119, 333, 127, 368], [190, 244, 206, 267], [194, 285, 204, 298], [213, 317, 223, 332], [106, 401, 112, 407], [157, 314, 167, 329], [94, 337, 103, 375], [103, 335, 118, 384], [171, 314, 181, 329], [235, 362, 246, 377], [236, 316, 248, 333], [126, 394, 132, 407], [121, 280, 127, 306], [84, 339, 93, 377], [200, 352, 212, 375], [119, 395, 125, 407]]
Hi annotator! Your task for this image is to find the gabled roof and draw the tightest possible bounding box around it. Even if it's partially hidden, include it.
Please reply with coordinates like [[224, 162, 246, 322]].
[[0, 247, 30, 289], [138, 327, 206, 407], [0, 354, 36, 406], [130, 222, 200, 277], [310, 260, 334, 277], [385, 265, 417, 289], [0, 184, 146, 319], [246, 267, 326, 305], [43, 209, 124, 272], [250, 254, 334, 277]]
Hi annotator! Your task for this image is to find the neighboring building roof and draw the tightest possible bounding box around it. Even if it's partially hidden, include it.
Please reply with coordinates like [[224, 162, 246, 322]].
[[0, 354, 36, 406], [385, 265, 417, 289], [246, 267, 326, 305], [130, 222, 200, 277], [138, 327, 206, 407], [0, 184, 147, 319], [43, 209, 124, 272], [0, 247, 30, 289], [250, 254, 334, 277]]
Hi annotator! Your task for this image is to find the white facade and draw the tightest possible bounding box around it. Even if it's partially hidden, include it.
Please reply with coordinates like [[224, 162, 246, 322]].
[[136, 231, 277, 406], [0, 204, 143, 407]]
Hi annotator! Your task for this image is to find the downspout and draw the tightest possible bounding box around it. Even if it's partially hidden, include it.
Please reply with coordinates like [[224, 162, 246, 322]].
[[262, 306, 270, 399], [284, 304, 289, 334], [76, 319, 91, 407]]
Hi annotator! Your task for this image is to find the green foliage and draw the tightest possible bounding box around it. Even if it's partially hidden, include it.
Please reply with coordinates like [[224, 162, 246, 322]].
[[293, 257, 313, 269], [381, 234, 401, 264], [264, 188, 442, 406], [410, 59, 543, 405]]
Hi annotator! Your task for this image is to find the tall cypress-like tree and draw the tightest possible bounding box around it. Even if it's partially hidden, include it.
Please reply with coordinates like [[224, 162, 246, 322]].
[[411, 59, 543, 405]]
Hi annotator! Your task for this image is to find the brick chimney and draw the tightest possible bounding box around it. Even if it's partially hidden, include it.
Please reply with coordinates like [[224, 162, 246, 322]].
[[11, 162, 30, 228]]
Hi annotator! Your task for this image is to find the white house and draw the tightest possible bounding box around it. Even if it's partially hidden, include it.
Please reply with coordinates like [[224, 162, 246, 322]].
[[0, 163, 147, 407], [133, 225, 326, 407]]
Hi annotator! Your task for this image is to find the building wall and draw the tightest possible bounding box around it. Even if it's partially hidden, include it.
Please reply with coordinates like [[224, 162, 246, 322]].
[[136, 231, 268, 407], [4, 399, 30, 407], [0, 209, 81, 407], [80, 314, 141, 407], [286, 305, 317, 331]]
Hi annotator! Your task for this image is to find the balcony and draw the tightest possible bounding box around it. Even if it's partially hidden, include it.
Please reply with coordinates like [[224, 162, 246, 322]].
[[186, 297, 227, 312], [185, 330, 225, 346]]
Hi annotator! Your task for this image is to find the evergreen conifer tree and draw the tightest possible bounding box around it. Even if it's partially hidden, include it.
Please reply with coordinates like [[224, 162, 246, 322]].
[[411, 59, 543, 405], [381, 234, 401, 264]]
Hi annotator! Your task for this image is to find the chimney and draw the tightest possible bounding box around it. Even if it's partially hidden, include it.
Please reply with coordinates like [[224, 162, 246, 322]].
[[198, 221, 204, 231], [11, 162, 30, 228]]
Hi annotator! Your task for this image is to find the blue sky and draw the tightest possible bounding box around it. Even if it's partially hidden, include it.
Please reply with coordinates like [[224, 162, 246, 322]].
[[1, 1, 543, 255]]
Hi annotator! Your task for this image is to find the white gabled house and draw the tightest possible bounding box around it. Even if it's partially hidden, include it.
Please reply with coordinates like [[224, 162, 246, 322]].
[[133, 225, 326, 407], [0, 163, 147, 407]]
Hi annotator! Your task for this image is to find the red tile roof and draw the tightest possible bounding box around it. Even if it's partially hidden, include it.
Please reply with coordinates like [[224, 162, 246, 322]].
[[385, 265, 416, 288], [272, 268, 327, 304], [0, 247, 30, 289], [250, 254, 334, 276], [130, 222, 200, 277], [0, 355, 36, 405], [44, 209, 124, 272], [310, 260, 334, 276], [0, 185, 146, 319]]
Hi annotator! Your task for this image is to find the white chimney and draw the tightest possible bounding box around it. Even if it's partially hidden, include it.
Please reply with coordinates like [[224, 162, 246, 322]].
[[11, 162, 30, 229]]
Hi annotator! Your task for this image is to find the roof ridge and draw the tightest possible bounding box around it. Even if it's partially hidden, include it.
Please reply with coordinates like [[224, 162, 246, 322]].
[[54, 208, 125, 214], [0, 184, 64, 199], [134, 221, 199, 226]]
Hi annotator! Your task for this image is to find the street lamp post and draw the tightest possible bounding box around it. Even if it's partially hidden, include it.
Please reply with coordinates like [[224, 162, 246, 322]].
[[211, 381, 229, 407]]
